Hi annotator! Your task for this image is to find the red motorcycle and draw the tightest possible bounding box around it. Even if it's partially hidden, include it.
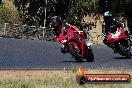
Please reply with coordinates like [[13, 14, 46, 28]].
[[107, 25, 131, 58], [56, 25, 94, 62]]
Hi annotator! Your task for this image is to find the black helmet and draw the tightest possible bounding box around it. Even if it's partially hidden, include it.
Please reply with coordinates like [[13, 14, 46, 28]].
[[50, 16, 62, 29], [50, 16, 62, 37], [103, 11, 113, 25]]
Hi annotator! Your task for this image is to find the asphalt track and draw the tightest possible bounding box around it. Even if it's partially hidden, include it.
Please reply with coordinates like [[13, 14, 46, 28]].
[[0, 38, 132, 70]]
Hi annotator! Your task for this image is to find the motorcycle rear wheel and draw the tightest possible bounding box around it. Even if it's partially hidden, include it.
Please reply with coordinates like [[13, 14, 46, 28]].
[[84, 44, 94, 62], [68, 44, 83, 62], [119, 43, 131, 58]]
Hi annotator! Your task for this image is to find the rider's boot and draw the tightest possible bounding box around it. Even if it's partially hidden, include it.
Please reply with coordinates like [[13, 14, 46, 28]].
[[61, 44, 68, 54], [61, 48, 65, 54], [125, 31, 132, 46], [125, 31, 130, 39], [61, 44, 65, 54]]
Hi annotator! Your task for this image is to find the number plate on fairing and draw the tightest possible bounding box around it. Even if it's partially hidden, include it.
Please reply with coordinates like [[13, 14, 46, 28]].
[[111, 31, 121, 38]]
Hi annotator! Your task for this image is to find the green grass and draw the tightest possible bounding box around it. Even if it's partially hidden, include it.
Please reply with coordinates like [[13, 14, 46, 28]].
[[0, 70, 131, 88], [0, 77, 131, 88]]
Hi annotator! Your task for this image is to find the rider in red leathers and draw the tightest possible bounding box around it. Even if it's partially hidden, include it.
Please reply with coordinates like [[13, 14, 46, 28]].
[[50, 16, 81, 41], [50, 16, 87, 53]]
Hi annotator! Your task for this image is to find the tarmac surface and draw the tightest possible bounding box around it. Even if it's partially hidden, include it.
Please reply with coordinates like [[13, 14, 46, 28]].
[[0, 38, 131, 70]]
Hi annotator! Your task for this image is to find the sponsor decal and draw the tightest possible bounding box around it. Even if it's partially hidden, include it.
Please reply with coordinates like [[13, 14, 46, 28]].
[[76, 67, 131, 85]]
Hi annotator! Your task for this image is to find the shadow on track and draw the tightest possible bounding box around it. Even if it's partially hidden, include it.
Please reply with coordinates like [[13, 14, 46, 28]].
[[61, 60, 95, 63], [62, 61, 86, 63], [114, 56, 132, 59]]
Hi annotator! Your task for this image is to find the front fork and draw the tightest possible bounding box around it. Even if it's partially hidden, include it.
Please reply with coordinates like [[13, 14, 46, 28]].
[[68, 39, 92, 57], [68, 40, 84, 57]]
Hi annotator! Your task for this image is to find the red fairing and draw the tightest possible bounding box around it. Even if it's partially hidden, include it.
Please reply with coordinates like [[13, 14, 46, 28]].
[[56, 25, 79, 42], [108, 27, 126, 45], [56, 37, 62, 42], [56, 24, 86, 58]]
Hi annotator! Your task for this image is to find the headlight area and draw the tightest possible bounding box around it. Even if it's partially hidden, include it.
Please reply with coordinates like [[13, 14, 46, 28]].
[[111, 31, 121, 38], [61, 39, 67, 43]]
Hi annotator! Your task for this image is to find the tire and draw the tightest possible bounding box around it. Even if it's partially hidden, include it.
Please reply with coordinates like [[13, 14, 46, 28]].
[[127, 40, 131, 58], [84, 44, 94, 62], [68, 44, 83, 62], [126, 52, 131, 58], [119, 43, 131, 58]]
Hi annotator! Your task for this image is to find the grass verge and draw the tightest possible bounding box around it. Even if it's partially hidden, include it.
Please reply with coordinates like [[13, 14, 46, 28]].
[[0, 70, 131, 88]]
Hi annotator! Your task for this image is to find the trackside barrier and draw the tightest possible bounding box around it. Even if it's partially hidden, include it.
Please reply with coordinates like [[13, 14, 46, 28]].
[[0, 23, 115, 45], [0, 23, 55, 41]]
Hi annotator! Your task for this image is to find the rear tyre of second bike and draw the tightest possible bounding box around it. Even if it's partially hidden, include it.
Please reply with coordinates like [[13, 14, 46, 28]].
[[84, 44, 94, 62]]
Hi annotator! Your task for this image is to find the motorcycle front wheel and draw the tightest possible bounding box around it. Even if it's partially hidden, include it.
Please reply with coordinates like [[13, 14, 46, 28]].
[[68, 44, 83, 62]]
